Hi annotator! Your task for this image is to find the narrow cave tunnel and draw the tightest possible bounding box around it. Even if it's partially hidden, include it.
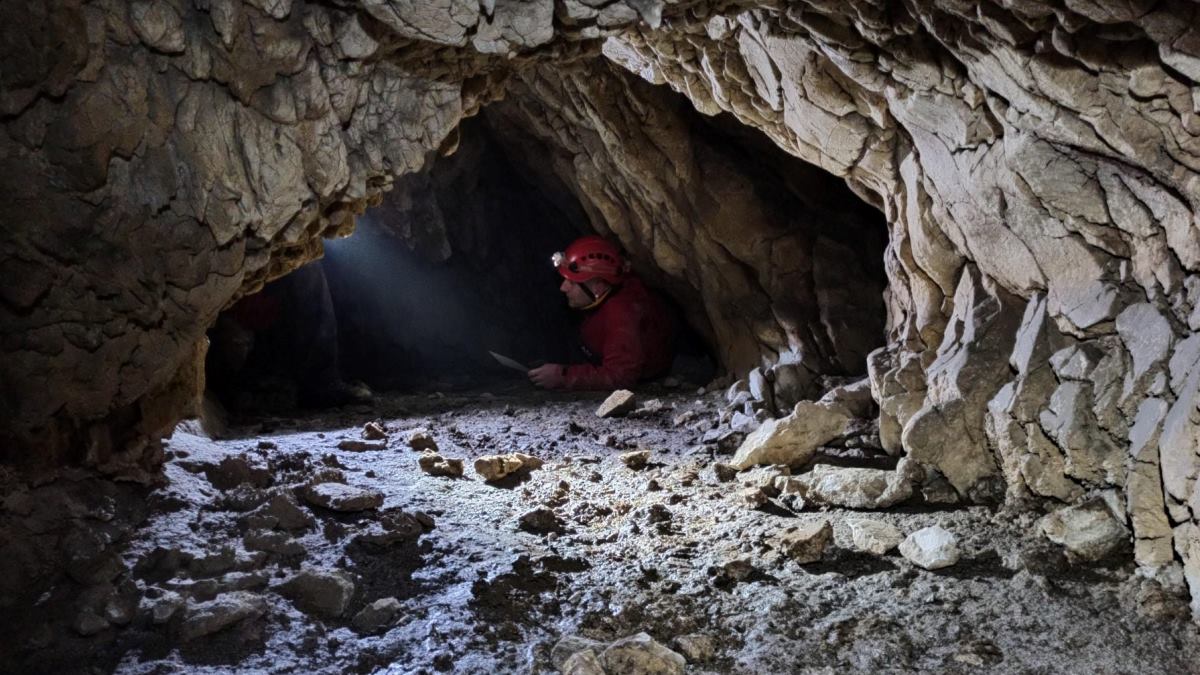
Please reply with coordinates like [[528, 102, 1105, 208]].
[[4, 1, 1200, 674]]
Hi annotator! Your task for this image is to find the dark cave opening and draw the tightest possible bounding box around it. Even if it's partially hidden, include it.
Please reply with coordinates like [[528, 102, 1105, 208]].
[[203, 69, 890, 416]]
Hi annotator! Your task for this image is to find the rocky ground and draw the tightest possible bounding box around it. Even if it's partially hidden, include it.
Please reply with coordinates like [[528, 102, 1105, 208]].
[[6, 381, 1200, 674]]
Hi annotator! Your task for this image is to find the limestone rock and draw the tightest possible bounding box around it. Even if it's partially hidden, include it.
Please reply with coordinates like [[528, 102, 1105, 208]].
[[337, 439, 387, 452], [179, 592, 266, 641], [900, 526, 960, 570], [519, 507, 562, 534], [552, 635, 608, 670], [1040, 499, 1130, 561], [777, 520, 833, 564], [601, 632, 686, 674], [301, 483, 384, 512], [597, 390, 637, 418], [474, 453, 543, 481], [418, 452, 464, 478], [730, 401, 852, 470], [563, 649, 607, 675], [362, 421, 388, 440], [254, 492, 315, 531], [620, 449, 651, 470], [800, 464, 914, 509], [352, 597, 401, 633], [848, 519, 904, 555], [279, 568, 355, 618], [407, 429, 438, 452], [672, 633, 716, 663]]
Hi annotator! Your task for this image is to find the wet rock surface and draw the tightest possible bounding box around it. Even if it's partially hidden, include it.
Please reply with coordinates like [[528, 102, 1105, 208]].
[[3, 386, 1198, 673]]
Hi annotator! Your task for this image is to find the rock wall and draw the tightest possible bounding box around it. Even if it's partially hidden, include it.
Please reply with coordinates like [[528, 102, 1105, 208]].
[[607, 0, 1200, 611], [487, 60, 888, 375], [0, 0, 629, 476]]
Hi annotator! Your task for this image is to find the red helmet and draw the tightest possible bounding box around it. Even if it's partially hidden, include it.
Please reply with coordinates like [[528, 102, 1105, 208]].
[[552, 235, 626, 284]]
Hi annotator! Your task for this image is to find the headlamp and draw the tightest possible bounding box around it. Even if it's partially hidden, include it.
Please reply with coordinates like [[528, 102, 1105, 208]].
[[551, 251, 565, 268]]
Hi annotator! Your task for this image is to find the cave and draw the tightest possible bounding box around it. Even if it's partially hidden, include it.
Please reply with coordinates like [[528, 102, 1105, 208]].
[[3, 1, 1200, 673]]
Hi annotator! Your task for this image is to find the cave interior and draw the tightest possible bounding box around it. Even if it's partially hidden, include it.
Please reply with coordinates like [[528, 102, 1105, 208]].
[[3, 0, 1200, 673]]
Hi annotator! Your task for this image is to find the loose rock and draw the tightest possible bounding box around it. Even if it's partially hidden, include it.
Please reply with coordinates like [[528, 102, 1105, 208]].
[[362, 421, 387, 440], [352, 597, 402, 633], [900, 526, 961, 570], [337, 439, 387, 452], [519, 507, 563, 534], [474, 453, 543, 481], [407, 428, 438, 452], [1040, 498, 1129, 561], [601, 632, 686, 674], [621, 449, 651, 470], [777, 520, 833, 564], [848, 519, 904, 555], [279, 568, 356, 618], [673, 633, 716, 663], [179, 592, 266, 640], [596, 390, 637, 418], [418, 451, 464, 478], [301, 483, 384, 512]]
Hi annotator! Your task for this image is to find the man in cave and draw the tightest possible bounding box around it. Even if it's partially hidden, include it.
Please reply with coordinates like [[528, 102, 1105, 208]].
[[527, 235, 676, 391]]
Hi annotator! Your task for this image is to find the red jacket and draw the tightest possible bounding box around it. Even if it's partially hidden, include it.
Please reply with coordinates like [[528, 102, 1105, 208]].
[[564, 276, 675, 390]]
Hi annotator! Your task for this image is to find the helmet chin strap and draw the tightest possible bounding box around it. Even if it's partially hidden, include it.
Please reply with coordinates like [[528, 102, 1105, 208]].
[[576, 282, 612, 311]]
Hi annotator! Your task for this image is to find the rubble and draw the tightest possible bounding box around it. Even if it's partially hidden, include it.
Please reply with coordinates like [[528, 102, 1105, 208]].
[[900, 526, 961, 570], [474, 453, 543, 481], [418, 451, 465, 477], [301, 483, 384, 512], [596, 390, 637, 418]]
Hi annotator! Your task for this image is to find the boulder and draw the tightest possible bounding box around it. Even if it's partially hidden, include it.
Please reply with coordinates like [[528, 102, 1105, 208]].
[[899, 526, 960, 570], [301, 483, 384, 512], [1040, 498, 1129, 561], [597, 390, 637, 418], [337, 439, 387, 452], [279, 568, 356, 618], [847, 519, 903, 555], [254, 492, 314, 531], [730, 401, 852, 469], [601, 632, 686, 674]]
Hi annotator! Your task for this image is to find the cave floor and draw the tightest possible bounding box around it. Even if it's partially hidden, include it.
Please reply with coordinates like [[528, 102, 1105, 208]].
[[90, 385, 1199, 674]]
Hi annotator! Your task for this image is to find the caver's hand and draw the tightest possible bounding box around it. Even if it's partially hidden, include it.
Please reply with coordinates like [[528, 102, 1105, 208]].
[[528, 363, 567, 389]]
